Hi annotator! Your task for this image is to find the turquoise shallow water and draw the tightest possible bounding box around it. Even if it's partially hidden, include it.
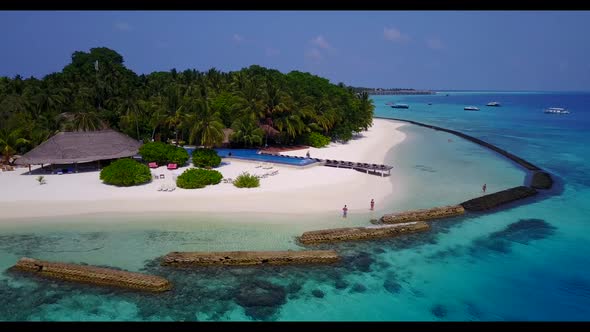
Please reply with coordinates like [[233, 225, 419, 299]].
[[1, 91, 589, 321]]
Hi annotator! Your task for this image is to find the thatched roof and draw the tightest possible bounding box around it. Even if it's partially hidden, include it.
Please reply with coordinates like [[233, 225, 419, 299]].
[[16, 129, 142, 165], [259, 124, 279, 137], [222, 128, 234, 144]]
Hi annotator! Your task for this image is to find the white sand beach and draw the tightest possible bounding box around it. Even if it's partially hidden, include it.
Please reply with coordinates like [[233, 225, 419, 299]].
[[0, 119, 406, 221]]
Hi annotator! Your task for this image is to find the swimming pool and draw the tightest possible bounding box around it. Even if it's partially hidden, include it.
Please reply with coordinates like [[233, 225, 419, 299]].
[[184, 147, 318, 166]]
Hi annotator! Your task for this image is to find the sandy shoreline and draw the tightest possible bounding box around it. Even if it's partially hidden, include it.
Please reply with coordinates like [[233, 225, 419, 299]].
[[0, 119, 406, 221]]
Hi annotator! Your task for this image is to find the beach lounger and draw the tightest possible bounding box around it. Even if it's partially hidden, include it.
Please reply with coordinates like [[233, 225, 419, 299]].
[[148, 162, 158, 168], [160, 174, 165, 179]]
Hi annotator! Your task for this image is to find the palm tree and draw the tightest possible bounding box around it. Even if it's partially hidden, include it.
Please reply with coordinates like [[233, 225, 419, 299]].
[[140, 97, 167, 141], [163, 85, 186, 145], [0, 128, 30, 164], [356, 91, 374, 131], [34, 88, 65, 119], [234, 79, 263, 122], [69, 110, 105, 131], [308, 99, 337, 134], [111, 92, 142, 139], [230, 118, 264, 147], [187, 97, 224, 148], [274, 111, 305, 141]]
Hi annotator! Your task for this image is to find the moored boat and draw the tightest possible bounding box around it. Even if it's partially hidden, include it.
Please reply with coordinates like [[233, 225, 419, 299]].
[[544, 107, 570, 114], [464, 106, 480, 111], [391, 104, 409, 109], [486, 101, 501, 107]]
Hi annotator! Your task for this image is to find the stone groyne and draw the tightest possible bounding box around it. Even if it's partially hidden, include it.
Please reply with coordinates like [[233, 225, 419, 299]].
[[531, 171, 553, 189], [460, 186, 538, 211], [380, 205, 465, 224], [161, 250, 340, 266], [298, 222, 429, 244], [13, 257, 172, 292]]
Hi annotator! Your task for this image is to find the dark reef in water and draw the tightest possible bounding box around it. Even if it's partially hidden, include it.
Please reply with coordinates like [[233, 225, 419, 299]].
[[311, 289, 325, 298], [472, 218, 557, 254], [426, 219, 557, 261], [350, 283, 367, 293], [383, 272, 403, 294], [431, 304, 448, 318]]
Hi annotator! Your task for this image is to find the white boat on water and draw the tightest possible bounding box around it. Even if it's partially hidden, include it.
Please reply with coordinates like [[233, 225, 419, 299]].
[[544, 107, 570, 114], [486, 101, 501, 107], [464, 106, 480, 111]]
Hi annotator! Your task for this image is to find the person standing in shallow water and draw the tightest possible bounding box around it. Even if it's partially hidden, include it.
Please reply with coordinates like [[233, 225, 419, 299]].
[[342, 205, 348, 218], [370, 199, 375, 211], [306, 150, 310, 158], [482, 183, 487, 193]]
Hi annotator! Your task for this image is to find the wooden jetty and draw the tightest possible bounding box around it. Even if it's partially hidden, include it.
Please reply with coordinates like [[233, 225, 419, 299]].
[[260, 152, 393, 177], [161, 250, 340, 266], [322, 159, 393, 177], [12, 257, 172, 292]]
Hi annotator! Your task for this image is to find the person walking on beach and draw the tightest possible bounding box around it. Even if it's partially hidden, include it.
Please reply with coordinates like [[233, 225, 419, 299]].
[[342, 205, 348, 218], [370, 199, 375, 211], [482, 183, 487, 193]]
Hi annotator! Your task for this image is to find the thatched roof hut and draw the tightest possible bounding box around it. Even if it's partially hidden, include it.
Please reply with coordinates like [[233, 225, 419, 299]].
[[15, 130, 141, 165]]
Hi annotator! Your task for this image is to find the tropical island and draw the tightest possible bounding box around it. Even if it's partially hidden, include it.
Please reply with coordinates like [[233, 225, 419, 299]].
[[0, 47, 405, 220], [350, 87, 435, 95]]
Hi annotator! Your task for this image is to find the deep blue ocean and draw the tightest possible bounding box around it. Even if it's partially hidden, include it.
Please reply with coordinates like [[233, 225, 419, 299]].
[[0, 91, 589, 321]]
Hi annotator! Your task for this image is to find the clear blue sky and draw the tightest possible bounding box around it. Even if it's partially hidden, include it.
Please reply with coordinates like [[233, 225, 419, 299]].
[[1, 11, 589, 91]]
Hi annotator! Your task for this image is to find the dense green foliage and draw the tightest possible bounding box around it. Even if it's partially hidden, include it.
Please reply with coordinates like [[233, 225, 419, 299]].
[[233, 172, 260, 188], [192, 148, 222, 168], [176, 168, 223, 189], [0, 47, 374, 162], [99, 158, 151, 186], [138, 141, 189, 166], [305, 132, 331, 148]]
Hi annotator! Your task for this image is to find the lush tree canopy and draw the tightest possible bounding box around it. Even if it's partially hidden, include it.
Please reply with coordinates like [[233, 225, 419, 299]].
[[0, 47, 374, 160]]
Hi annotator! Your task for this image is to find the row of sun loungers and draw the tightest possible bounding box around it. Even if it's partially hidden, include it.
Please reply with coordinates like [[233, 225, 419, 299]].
[[1, 165, 15, 172], [157, 184, 176, 192], [257, 170, 279, 179], [149, 162, 178, 170], [324, 160, 391, 170], [255, 162, 274, 169]]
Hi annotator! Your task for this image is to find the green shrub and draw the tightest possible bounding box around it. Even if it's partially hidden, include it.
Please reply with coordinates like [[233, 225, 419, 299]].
[[305, 132, 331, 148], [192, 148, 221, 168], [233, 172, 260, 188], [139, 142, 189, 166], [176, 168, 223, 189], [100, 158, 152, 187], [168, 147, 190, 165]]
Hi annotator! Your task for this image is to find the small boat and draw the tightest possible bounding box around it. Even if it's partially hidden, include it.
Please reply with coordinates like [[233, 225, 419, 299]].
[[464, 106, 480, 111], [391, 104, 409, 109], [428, 103, 432, 105], [486, 102, 501, 107], [544, 107, 570, 114]]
